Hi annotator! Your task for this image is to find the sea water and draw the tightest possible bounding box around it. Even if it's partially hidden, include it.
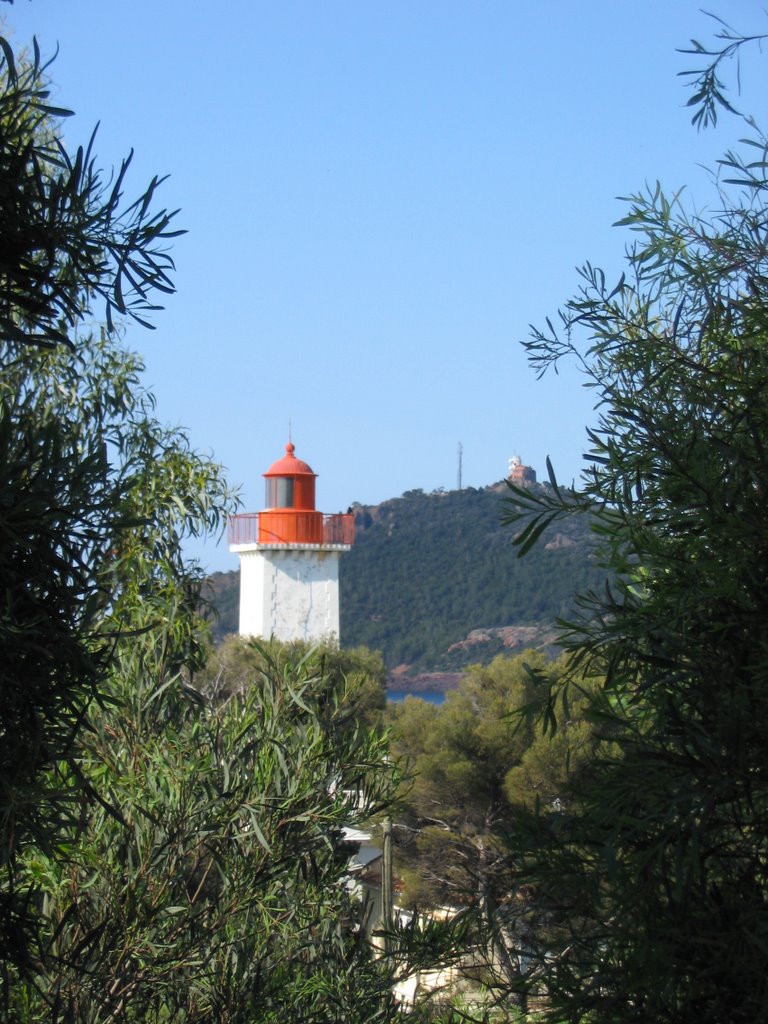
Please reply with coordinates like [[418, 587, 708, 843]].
[[386, 690, 446, 705]]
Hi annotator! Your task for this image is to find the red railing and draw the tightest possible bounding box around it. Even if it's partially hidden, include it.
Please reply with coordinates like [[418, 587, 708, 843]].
[[227, 512, 355, 547]]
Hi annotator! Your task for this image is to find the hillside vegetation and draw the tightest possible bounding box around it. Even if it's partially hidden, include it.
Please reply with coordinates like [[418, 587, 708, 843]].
[[208, 481, 610, 673]]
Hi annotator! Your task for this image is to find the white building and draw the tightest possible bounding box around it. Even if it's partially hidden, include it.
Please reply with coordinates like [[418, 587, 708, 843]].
[[228, 441, 354, 644]]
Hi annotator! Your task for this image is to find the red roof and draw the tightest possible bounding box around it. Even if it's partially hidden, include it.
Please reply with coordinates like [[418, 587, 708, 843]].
[[263, 442, 317, 478]]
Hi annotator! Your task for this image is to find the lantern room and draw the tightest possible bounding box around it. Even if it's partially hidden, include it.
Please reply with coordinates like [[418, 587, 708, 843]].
[[258, 442, 322, 544], [264, 442, 317, 511], [227, 442, 355, 549]]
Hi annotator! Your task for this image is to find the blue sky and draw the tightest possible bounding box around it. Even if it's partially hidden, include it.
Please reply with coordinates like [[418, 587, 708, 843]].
[[5, 1, 761, 571]]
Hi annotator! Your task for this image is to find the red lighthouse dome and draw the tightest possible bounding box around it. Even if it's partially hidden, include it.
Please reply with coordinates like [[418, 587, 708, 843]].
[[257, 441, 323, 544], [227, 441, 355, 549], [263, 442, 317, 511]]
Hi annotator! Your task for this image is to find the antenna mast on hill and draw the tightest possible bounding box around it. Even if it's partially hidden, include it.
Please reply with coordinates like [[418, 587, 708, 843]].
[[457, 442, 463, 492]]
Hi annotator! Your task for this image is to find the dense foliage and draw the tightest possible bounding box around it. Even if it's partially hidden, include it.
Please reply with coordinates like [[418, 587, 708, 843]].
[[8, 645, 402, 1023], [0, 31, 195, 970], [494, 20, 768, 1022], [0, 334, 233, 966], [198, 635, 389, 728], [387, 653, 604, 1017]]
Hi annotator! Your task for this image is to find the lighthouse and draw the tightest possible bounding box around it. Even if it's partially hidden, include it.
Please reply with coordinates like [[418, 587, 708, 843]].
[[227, 442, 355, 644]]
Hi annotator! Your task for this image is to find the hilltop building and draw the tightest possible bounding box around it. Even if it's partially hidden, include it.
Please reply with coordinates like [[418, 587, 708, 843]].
[[227, 441, 354, 643], [507, 453, 537, 487]]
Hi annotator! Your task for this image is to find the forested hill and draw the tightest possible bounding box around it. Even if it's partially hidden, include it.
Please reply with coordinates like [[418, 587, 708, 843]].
[[207, 482, 610, 675]]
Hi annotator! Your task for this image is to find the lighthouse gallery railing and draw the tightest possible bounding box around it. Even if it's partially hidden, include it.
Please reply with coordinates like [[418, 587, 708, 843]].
[[227, 512, 355, 547]]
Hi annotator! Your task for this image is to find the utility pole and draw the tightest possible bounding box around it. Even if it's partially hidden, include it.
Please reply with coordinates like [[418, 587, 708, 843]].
[[457, 441, 463, 492], [381, 815, 393, 956]]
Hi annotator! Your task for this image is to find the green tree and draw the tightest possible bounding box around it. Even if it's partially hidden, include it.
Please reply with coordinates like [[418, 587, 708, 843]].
[[0, 29, 212, 973], [392, 653, 596, 900], [0, 36, 181, 349], [200, 635, 389, 729], [500, 15, 768, 1022], [389, 654, 601, 1018], [8, 647, 403, 1023], [0, 330, 234, 973]]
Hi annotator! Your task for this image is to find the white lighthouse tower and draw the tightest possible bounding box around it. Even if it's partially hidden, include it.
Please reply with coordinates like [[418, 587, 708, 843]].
[[227, 441, 355, 644]]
